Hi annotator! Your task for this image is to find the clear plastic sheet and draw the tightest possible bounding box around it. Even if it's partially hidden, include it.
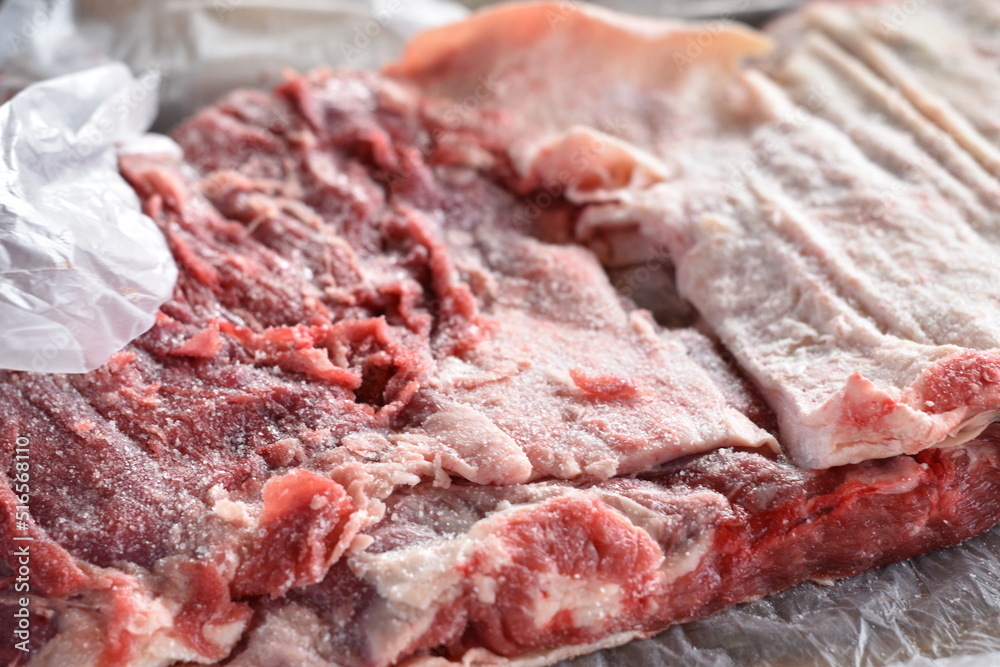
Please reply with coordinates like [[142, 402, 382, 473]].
[[2, 0, 999, 664], [0, 60, 178, 373], [569, 523, 1000, 667], [0, 0, 106, 102], [73, 0, 470, 129]]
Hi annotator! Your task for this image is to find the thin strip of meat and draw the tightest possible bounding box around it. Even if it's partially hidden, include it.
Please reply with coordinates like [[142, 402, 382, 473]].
[[387, 0, 1000, 469], [224, 427, 1000, 666]]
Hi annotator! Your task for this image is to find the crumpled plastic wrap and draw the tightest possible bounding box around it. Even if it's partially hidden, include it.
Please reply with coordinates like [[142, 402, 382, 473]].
[[458, 0, 804, 21], [1, 0, 998, 664], [0, 0, 467, 373], [0, 61, 178, 373]]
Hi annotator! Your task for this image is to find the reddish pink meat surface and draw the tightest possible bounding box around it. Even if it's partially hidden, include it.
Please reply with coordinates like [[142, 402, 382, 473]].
[[0, 69, 769, 665], [2, 2, 1000, 665], [226, 429, 1000, 666]]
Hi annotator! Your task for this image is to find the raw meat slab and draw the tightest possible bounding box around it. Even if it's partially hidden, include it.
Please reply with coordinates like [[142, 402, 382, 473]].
[[4, 2, 1000, 666], [0, 68, 768, 666], [220, 427, 1000, 666], [388, 0, 1000, 469]]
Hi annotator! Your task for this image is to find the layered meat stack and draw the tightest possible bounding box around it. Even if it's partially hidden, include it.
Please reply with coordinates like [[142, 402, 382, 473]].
[[3, 1, 1000, 665]]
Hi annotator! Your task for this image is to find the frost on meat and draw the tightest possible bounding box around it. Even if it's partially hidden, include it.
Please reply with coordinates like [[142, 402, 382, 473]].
[[0, 68, 770, 665], [391, 0, 1000, 469], [4, 1, 1000, 666]]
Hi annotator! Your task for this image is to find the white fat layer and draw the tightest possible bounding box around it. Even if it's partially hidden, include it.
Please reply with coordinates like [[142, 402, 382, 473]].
[[939, 410, 1000, 449], [31, 585, 247, 667], [530, 575, 624, 629]]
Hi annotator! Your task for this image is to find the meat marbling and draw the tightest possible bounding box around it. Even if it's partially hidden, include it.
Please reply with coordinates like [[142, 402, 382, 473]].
[[1, 67, 770, 666], [390, 0, 1000, 469], [2, 1, 1000, 666]]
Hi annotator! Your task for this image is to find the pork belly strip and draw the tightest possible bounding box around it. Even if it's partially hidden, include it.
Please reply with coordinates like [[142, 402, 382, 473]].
[[220, 427, 1000, 667], [0, 69, 769, 666], [771, 0, 1000, 178], [387, 0, 1000, 469], [6, 417, 1000, 666]]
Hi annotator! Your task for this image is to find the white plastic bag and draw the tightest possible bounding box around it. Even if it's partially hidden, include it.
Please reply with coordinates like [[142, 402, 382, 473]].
[[0, 62, 178, 373]]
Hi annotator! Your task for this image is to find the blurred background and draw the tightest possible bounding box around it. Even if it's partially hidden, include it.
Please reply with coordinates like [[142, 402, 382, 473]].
[[0, 0, 802, 128]]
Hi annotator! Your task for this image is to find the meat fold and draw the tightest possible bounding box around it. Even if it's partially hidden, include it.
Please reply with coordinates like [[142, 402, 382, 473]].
[[5, 2, 1000, 665], [388, 0, 1000, 469], [224, 427, 1000, 667], [0, 67, 770, 666]]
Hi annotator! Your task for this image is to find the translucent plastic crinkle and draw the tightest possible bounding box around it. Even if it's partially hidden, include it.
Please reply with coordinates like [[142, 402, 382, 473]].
[[571, 524, 1000, 667], [0, 63, 178, 373]]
